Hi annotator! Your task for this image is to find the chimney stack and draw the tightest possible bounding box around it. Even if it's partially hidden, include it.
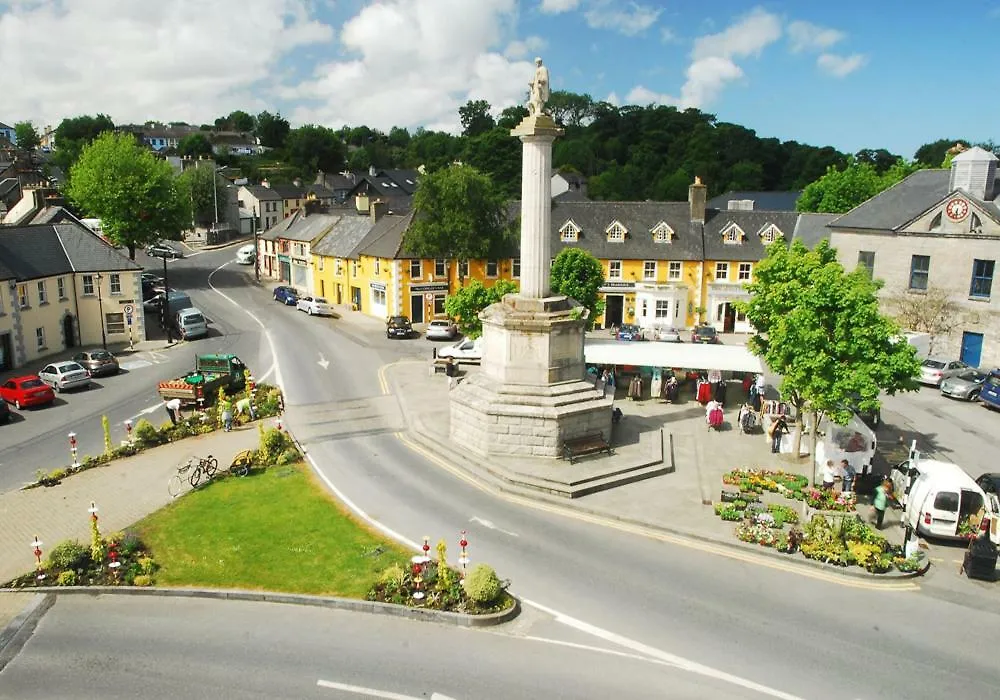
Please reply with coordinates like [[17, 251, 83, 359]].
[[370, 199, 387, 223], [688, 176, 707, 223]]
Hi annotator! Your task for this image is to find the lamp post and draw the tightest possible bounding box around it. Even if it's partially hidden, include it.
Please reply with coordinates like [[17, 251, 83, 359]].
[[252, 205, 260, 283], [159, 252, 172, 344], [95, 273, 107, 350]]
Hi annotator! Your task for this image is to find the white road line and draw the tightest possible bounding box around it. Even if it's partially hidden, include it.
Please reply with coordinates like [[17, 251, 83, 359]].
[[470, 516, 519, 537], [520, 599, 805, 700], [316, 680, 456, 700], [521, 635, 678, 668]]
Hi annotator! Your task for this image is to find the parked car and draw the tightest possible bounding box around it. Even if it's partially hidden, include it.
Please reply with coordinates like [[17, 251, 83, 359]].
[[141, 272, 163, 285], [0, 375, 55, 409], [653, 326, 683, 343], [236, 244, 256, 265], [426, 318, 458, 341], [297, 296, 333, 316], [38, 361, 92, 392], [72, 350, 120, 377], [175, 307, 209, 340], [0, 398, 10, 424], [918, 357, 971, 387], [437, 336, 483, 363], [616, 324, 644, 341], [691, 325, 720, 344], [273, 286, 299, 305], [939, 369, 987, 401], [387, 315, 414, 339], [145, 243, 183, 259]]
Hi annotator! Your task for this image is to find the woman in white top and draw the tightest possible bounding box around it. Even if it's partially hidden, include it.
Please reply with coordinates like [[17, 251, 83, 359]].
[[821, 460, 838, 490]]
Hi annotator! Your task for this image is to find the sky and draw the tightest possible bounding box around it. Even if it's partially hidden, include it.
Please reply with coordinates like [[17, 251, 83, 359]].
[[1, 0, 998, 160]]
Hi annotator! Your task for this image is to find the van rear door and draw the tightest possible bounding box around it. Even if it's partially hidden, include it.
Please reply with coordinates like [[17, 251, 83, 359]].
[[921, 489, 961, 537]]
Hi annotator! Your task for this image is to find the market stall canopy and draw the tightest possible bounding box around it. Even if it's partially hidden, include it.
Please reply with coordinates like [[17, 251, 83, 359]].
[[584, 339, 766, 373]]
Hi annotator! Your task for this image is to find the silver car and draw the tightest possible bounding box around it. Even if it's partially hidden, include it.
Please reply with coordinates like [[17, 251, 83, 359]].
[[38, 361, 92, 392], [939, 369, 987, 400], [426, 318, 458, 341], [653, 326, 683, 342], [918, 357, 971, 387]]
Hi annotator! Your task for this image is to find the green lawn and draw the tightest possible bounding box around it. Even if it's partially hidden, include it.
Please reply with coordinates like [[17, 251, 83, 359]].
[[136, 464, 411, 597]]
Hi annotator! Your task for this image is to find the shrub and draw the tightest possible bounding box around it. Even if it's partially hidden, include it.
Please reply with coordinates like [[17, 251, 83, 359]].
[[463, 563, 502, 604], [275, 447, 300, 466], [133, 419, 161, 448], [132, 574, 153, 587], [118, 530, 144, 556], [57, 570, 77, 586], [376, 564, 406, 591], [138, 557, 157, 575], [47, 540, 90, 570], [258, 427, 292, 465]]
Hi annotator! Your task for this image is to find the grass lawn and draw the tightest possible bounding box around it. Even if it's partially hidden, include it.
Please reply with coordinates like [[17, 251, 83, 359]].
[[135, 463, 412, 597]]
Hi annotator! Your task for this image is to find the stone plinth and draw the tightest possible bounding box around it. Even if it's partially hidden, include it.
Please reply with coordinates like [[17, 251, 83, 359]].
[[449, 294, 612, 458]]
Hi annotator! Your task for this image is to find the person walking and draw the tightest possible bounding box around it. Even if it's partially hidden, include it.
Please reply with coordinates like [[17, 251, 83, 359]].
[[219, 396, 234, 432], [840, 459, 856, 493], [873, 479, 890, 529], [163, 397, 182, 425], [768, 415, 788, 454]]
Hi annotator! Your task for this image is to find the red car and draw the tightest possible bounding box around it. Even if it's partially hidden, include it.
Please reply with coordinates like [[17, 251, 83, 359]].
[[0, 375, 56, 409]]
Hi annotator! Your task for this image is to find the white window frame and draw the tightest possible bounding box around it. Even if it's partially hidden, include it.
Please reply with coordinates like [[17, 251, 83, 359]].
[[335, 259, 344, 276], [606, 221, 627, 242], [82, 275, 95, 295], [559, 220, 580, 243], [37, 280, 47, 305], [352, 260, 359, 277], [410, 260, 422, 279], [668, 262, 682, 281], [715, 262, 729, 281], [608, 260, 623, 279], [643, 261, 656, 280], [758, 224, 783, 244], [109, 273, 122, 295], [36, 327, 45, 350], [655, 300, 670, 318], [722, 223, 744, 244], [651, 221, 673, 243], [738, 262, 752, 281], [374, 259, 380, 276], [459, 260, 470, 278], [435, 259, 447, 277], [512, 258, 521, 278], [57, 277, 66, 300], [372, 287, 387, 308]]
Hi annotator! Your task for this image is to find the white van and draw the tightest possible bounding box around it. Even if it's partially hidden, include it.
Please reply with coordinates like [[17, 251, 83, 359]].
[[236, 244, 256, 265], [175, 307, 209, 340], [437, 336, 482, 363], [893, 458, 998, 542]]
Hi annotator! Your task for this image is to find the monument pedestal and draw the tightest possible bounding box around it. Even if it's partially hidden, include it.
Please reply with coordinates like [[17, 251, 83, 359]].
[[449, 294, 613, 458]]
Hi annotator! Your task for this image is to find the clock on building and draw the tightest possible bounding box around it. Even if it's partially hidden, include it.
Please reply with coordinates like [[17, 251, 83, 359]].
[[945, 197, 969, 221]]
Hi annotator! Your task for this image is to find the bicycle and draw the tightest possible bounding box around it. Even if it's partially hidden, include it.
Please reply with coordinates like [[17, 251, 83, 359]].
[[229, 449, 255, 477], [167, 455, 218, 498]]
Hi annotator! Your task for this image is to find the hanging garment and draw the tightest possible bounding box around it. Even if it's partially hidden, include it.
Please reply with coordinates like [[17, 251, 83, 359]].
[[697, 380, 713, 404]]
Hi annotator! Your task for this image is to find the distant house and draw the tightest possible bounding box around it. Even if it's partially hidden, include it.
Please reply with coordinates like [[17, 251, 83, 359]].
[[0, 122, 15, 145], [344, 167, 419, 211], [237, 185, 283, 231], [707, 190, 803, 212], [552, 171, 589, 201], [317, 172, 361, 203], [120, 122, 201, 152], [209, 131, 263, 157]]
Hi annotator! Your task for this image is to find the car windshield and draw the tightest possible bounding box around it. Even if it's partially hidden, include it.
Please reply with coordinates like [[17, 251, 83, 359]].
[[91, 351, 113, 360], [698, 327, 716, 336], [430, 321, 448, 327], [391, 317, 410, 325], [314, 298, 328, 304], [183, 314, 205, 324], [20, 379, 44, 389], [922, 360, 945, 369]]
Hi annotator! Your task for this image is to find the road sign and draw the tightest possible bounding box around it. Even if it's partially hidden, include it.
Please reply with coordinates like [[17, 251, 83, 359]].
[[123, 304, 134, 315], [126, 314, 134, 325], [424, 293, 434, 300]]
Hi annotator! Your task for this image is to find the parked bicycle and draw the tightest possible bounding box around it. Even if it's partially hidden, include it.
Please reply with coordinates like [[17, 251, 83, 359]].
[[167, 455, 219, 498]]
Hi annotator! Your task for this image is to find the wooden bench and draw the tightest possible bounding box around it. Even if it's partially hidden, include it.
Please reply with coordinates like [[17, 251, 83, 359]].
[[430, 356, 455, 375], [562, 431, 613, 464]]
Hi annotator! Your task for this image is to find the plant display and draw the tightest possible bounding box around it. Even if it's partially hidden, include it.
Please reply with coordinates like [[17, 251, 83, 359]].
[[722, 469, 810, 498], [766, 503, 799, 527], [5, 529, 158, 588], [367, 559, 512, 614], [805, 488, 857, 512], [735, 522, 776, 547]]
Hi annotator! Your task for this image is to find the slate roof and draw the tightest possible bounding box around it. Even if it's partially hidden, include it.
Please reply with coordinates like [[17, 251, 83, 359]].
[[828, 170, 950, 231], [0, 122, 12, 130], [791, 213, 836, 249], [261, 208, 334, 243], [379, 169, 420, 195], [241, 185, 281, 202], [29, 205, 87, 226], [323, 173, 359, 190], [703, 209, 800, 262], [306, 184, 335, 200], [0, 259, 14, 280], [0, 223, 140, 281], [267, 183, 306, 200], [311, 213, 377, 258], [707, 190, 802, 212], [0, 177, 19, 199], [357, 212, 417, 259]]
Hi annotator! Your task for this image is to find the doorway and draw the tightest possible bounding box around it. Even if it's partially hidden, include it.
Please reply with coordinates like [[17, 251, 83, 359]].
[[336, 283, 343, 305], [62, 314, 76, 348], [351, 286, 362, 311], [410, 295, 424, 323], [0, 332, 12, 371], [720, 303, 736, 333], [961, 331, 984, 367], [604, 294, 624, 328], [279, 260, 291, 283]]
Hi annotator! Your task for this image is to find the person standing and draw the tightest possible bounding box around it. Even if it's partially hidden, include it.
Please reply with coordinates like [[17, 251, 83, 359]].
[[873, 479, 890, 529], [840, 459, 856, 493], [768, 415, 788, 454], [821, 460, 837, 490], [234, 396, 257, 420], [219, 396, 234, 432], [164, 397, 182, 425]]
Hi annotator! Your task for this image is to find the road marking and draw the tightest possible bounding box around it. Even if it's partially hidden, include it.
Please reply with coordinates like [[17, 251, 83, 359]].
[[470, 516, 519, 537], [318, 353, 330, 370], [316, 681, 456, 700], [118, 360, 151, 371], [522, 599, 806, 700], [522, 635, 679, 668]]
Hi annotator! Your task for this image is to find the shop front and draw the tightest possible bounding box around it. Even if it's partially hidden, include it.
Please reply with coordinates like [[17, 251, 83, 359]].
[[634, 282, 689, 332], [706, 282, 752, 333], [599, 281, 635, 329], [370, 281, 388, 318], [277, 254, 291, 284], [291, 257, 309, 289], [410, 282, 450, 323]]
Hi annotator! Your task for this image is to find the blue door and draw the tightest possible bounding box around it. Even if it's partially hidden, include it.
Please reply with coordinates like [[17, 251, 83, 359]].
[[960, 331, 983, 367]]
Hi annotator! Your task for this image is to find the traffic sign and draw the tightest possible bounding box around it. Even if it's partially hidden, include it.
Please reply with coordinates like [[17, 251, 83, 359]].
[[424, 293, 434, 300], [126, 314, 134, 325], [123, 304, 134, 315]]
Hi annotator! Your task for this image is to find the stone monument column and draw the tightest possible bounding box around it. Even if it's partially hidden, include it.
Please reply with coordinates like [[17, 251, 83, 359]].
[[514, 130, 558, 298]]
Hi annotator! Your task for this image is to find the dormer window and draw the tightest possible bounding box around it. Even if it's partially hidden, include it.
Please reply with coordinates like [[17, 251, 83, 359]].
[[606, 220, 627, 242], [721, 223, 745, 244], [651, 221, 674, 243], [929, 212, 943, 232], [559, 220, 581, 243], [758, 224, 783, 244]]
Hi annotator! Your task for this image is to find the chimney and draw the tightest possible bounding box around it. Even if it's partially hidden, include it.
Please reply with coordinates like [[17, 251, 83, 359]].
[[261, 179, 271, 188], [293, 177, 302, 187], [368, 165, 377, 177], [688, 176, 707, 223], [370, 199, 387, 223]]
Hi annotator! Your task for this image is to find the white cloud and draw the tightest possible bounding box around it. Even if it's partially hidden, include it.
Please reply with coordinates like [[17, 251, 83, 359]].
[[691, 7, 782, 62], [538, 0, 580, 12], [0, 0, 332, 127], [504, 35, 547, 59], [604, 92, 621, 106], [787, 20, 845, 53], [817, 52, 867, 77], [583, 0, 660, 36]]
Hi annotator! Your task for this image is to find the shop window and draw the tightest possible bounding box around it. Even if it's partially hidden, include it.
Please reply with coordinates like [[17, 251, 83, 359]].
[[372, 287, 387, 307]]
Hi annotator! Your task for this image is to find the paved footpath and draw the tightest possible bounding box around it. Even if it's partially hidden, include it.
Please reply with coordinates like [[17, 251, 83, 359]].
[[0, 427, 259, 630]]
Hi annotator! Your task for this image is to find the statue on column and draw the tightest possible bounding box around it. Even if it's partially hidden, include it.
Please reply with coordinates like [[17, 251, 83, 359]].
[[527, 57, 550, 116]]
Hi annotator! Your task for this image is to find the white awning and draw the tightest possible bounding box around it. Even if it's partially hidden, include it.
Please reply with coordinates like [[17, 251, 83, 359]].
[[584, 338, 766, 373]]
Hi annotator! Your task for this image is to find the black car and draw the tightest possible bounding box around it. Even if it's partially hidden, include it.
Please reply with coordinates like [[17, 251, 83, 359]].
[[145, 243, 183, 259], [0, 398, 10, 424], [691, 325, 720, 344], [976, 473, 1000, 501], [387, 315, 414, 339]]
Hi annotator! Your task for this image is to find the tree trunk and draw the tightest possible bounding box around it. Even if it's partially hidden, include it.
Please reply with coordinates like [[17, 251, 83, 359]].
[[810, 410, 824, 486], [791, 400, 805, 462]]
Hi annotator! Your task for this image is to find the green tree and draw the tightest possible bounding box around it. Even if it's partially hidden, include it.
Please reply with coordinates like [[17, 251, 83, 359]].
[[458, 99, 495, 138], [13, 121, 40, 151], [53, 114, 115, 172], [914, 138, 964, 167], [796, 158, 911, 214], [497, 105, 529, 130], [176, 165, 225, 226], [67, 132, 187, 259], [444, 279, 518, 338], [226, 110, 255, 132], [178, 133, 213, 158], [461, 128, 521, 198], [549, 248, 605, 327], [741, 240, 920, 459], [282, 125, 345, 176], [546, 90, 595, 127], [255, 111, 290, 148], [407, 164, 513, 271]]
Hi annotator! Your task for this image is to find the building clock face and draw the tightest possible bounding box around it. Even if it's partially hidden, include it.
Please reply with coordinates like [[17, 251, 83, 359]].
[[945, 197, 969, 221]]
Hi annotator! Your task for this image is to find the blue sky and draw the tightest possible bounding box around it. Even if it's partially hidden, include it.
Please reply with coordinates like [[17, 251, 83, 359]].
[[2, 1, 997, 160]]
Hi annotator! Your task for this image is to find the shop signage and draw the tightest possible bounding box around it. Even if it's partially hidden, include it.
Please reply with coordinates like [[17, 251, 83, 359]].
[[600, 281, 635, 292], [410, 283, 449, 293], [370, 281, 387, 292], [292, 258, 307, 266], [277, 254, 290, 263]]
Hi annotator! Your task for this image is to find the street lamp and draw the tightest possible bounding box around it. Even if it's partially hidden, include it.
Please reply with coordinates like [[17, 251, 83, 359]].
[[252, 205, 260, 283], [96, 273, 107, 350], [157, 252, 173, 344]]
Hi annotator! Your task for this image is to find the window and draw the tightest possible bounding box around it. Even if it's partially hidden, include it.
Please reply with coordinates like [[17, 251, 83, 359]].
[[17, 284, 28, 308], [82, 275, 95, 295], [374, 259, 381, 275], [512, 258, 521, 278], [372, 287, 387, 307], [109, 273, 121, 295], [352, 260, 359, 277], [675, 300, 681, 318], [435, 259, 447, 277], [971, 213, 983, 233], [722, 223, 744, 244], [970, 259, 995, 299], [651, 221, 673, 242], [458, 260, 469, 278], [738, 263, 752, 281], [759, 224, 783, 244], [37, 281, 47, 305], [655, 300, 670, 318], [857, 251, 875, 276], [643, 261, 656, 280], [317, 257, 324, 272], [35, 327, 45, 350], [641, 300, 647, 316], [57, 277, 66, 300], [559, 221, 580, 242], [668, 262, 682, 281], [434, 295, 446, 315], [715, 262, 729, 281], [486, 260, 498, 277], [606, 221, 627, 242], [410, 260, 422, 279], [294, 243, 304, 256], [929, 212, 943, 232], [335, 259, 344, 276], [608, 260, 622, 279], [933, 492, 959, 513], [105, 312, 125, 334], [909, 255, 930, 291]]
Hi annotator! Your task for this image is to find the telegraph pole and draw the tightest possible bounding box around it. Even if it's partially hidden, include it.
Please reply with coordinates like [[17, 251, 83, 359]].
[[253, 205, 260, 283]]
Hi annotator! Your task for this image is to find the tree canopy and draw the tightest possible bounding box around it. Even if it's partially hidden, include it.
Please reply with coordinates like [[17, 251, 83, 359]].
[[444, 279, 518, 339], [550, 248, 605, 327], [255, 111, 290, 149], [176, 165, 224, 226], [178, 133, 213, 158], [459, 99, 496, 138], [13, 121, 40, 151], [741, 240, 920, 458], [407, 164, 513, 264], [282, 124, 345, 175], [796, 158, 924, 214], [67, 132, 188, 259], [53, 114, 115, 172]]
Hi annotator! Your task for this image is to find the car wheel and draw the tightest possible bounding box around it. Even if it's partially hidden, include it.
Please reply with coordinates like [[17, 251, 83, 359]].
[[969, 390, 980, 402], [308, 307, 314, 316]]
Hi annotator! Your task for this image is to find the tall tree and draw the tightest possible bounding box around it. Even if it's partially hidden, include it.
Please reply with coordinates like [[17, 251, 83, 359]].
[[854, 148, 899, 174], [226, 110, 255, 132], [550, 248, 605, 328], [546, 91, 595, 127], [176, 165, 225, 226], [444, 279, 518, 338], [67, 132, 188, 259], [461, 128, 521, 198], [497, 105, 529, 130], [282, 125, 345, 176], [255, 111, 290, 148], [458, 99, 496, 138], [407, 164, 513, 269], [886, 287, 962, 356], [796, 158, 923, 214], [13, 121, 40, 151], [914, 138, 965, 167], [53, 114, 115, 172], [178, 133, 213, 158], [742, 240, 920, 459]]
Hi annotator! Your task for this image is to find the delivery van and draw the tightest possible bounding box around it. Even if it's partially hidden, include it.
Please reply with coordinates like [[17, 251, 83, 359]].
[[892, 457, 998, 543], [174, 307, 208, 340], [236, 244, 256, 265]]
